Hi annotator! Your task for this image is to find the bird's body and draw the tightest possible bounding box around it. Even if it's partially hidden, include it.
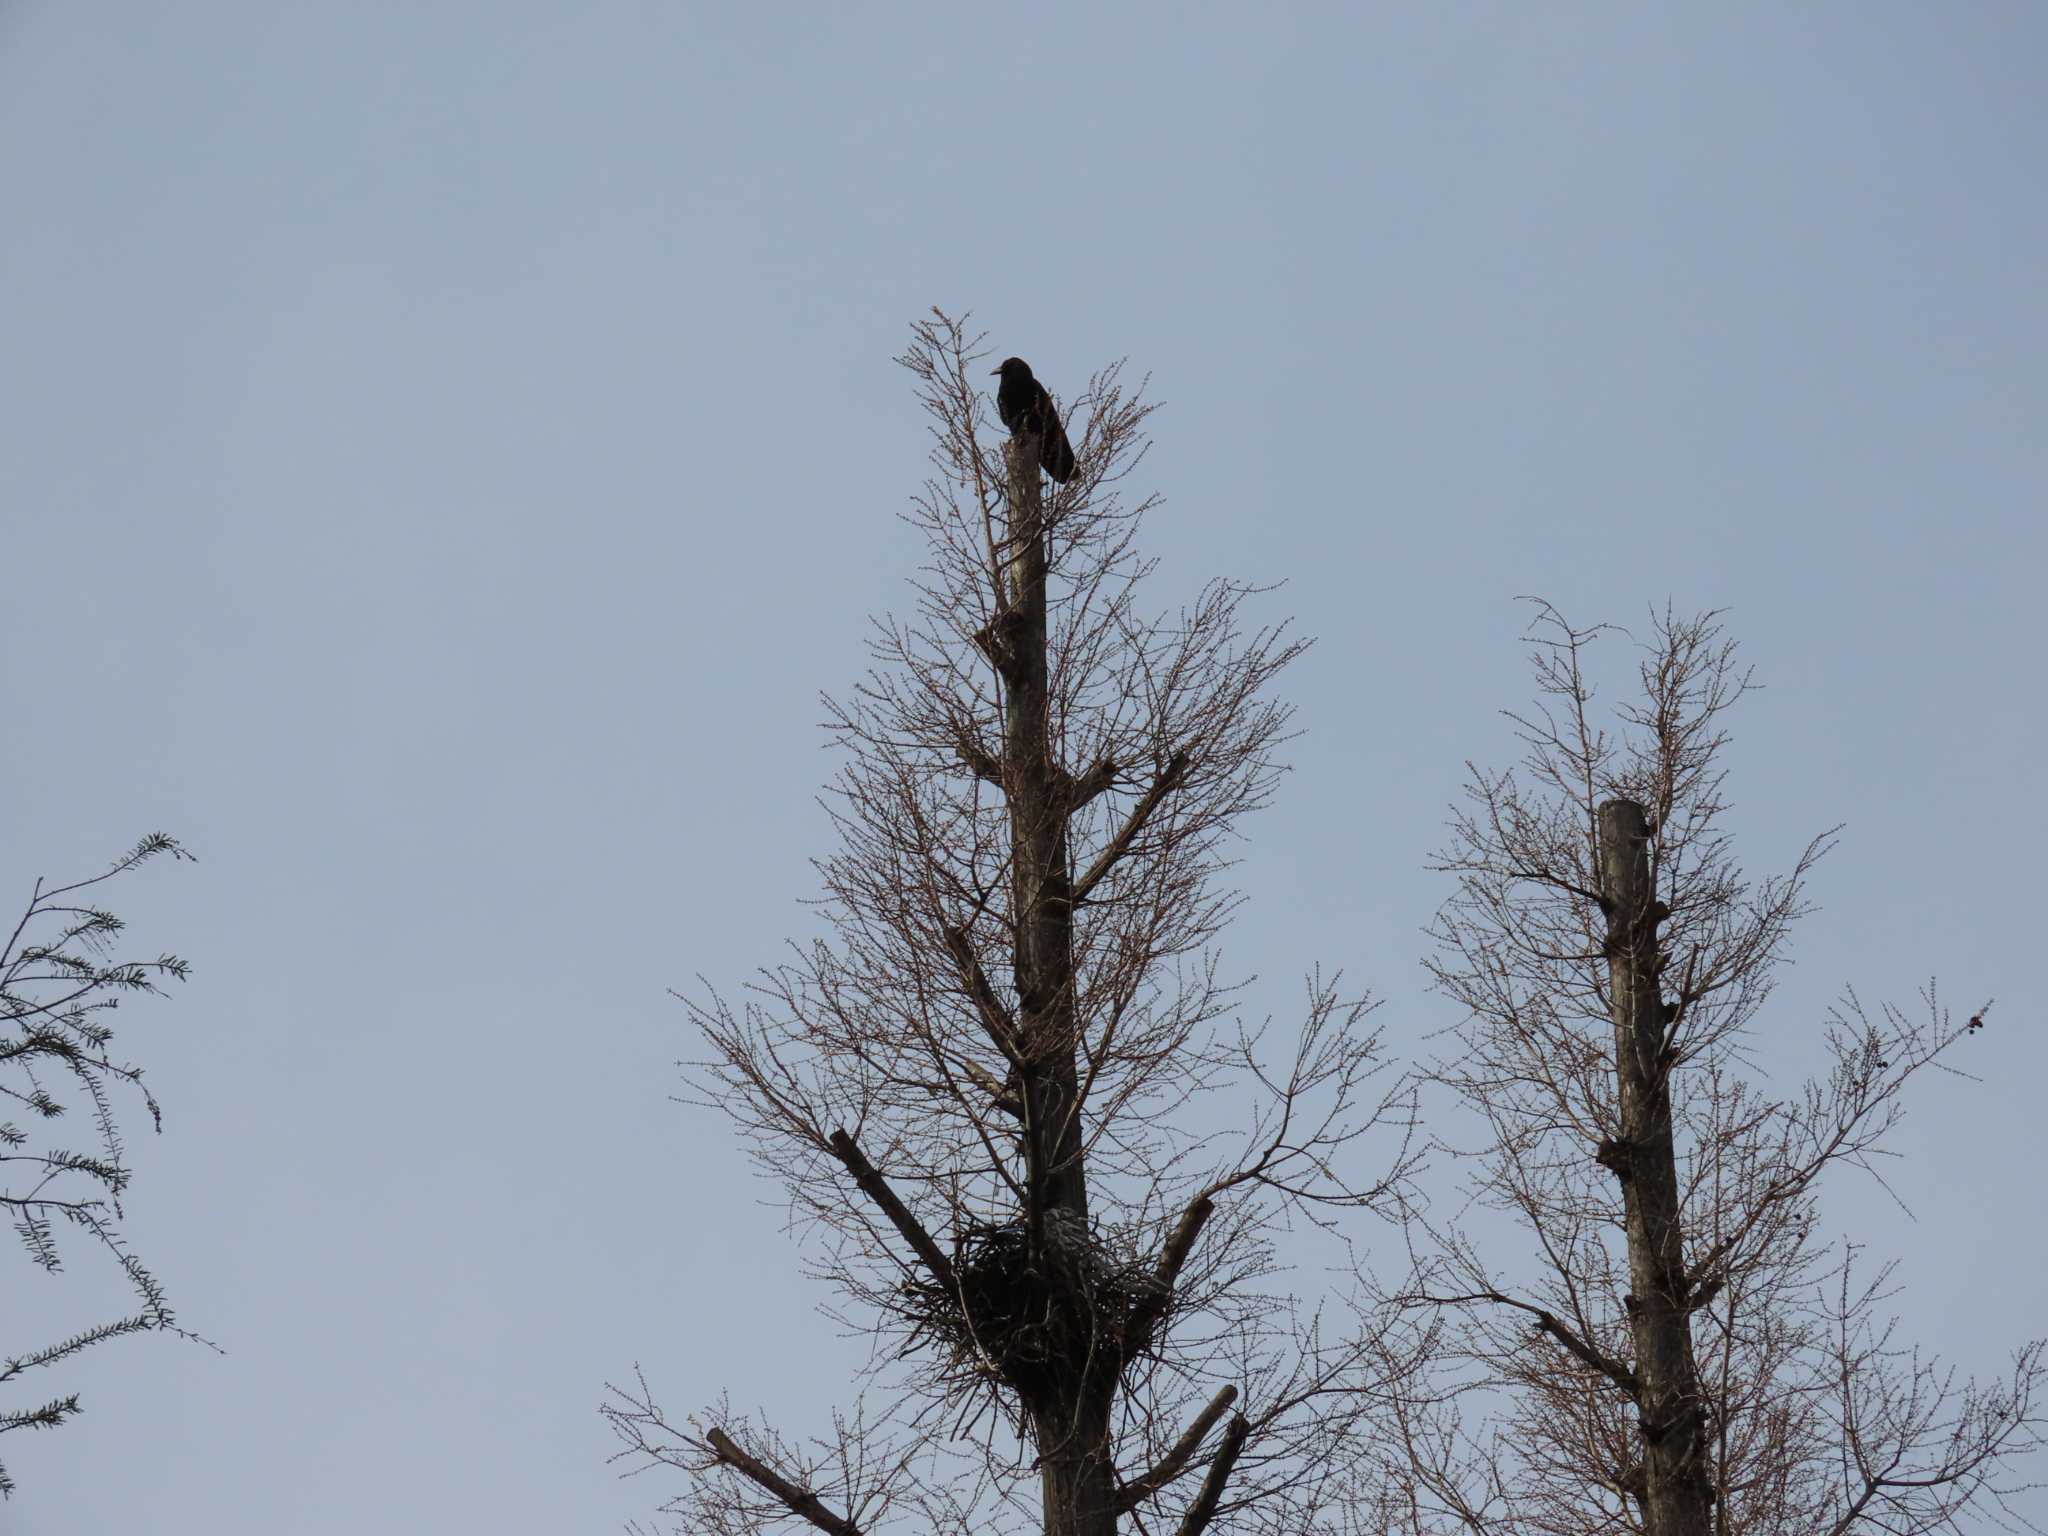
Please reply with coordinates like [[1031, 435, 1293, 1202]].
[[992, 357, 1077, 483]]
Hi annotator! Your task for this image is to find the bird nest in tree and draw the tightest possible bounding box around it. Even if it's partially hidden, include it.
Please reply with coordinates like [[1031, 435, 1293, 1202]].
[[900, 1213, 1170, 1393]]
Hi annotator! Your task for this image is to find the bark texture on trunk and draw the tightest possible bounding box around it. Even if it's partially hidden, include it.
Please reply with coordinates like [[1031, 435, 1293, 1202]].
[[1002, 437, 1088, 1232], [1037, 1389, 1118, 1536], [1599, 798, 1713, 1536], [1000, 436, 1117, 1536]]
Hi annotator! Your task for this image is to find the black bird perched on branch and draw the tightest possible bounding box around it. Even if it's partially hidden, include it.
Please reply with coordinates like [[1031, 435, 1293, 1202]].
[[991, 357, 1077, 484]]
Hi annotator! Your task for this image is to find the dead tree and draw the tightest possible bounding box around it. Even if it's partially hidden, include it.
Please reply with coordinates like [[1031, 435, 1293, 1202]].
[[605, 312, 1418, 1536], [1379, 606, 2044, 1536], [1, 834, 209, 1497]]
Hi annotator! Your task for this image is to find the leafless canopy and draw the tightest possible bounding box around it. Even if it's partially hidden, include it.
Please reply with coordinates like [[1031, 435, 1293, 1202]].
[[607, 312, 1418, 1536], [1381, 605, 2044, 1536], [1, 833, 208, 1497]]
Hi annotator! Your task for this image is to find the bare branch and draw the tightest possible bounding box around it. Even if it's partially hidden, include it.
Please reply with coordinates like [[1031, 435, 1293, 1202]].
[[1116, 1385, 1239, 1513], [1402, 603, 2044, 1535], [1174, 1413, 1249, 1536], [620, 312, 1413, 1536], [704, 1427, 864, 1536], [2, 839, 206, 1498], [1408, 1288, 1638, 1400], [940, 923, 1018, 1062], [1070, 751, 1190, 908], [826, 1129, 958, 1294], [1125, 1195, 1215, 1343], [1064, 757, 1120, 812]]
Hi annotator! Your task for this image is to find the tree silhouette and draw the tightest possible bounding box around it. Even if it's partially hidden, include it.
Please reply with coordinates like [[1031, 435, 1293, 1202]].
[[606, 312, 1420, 1536], [1, 833, 209, 1497], [1378, 607, 2045, 1536]]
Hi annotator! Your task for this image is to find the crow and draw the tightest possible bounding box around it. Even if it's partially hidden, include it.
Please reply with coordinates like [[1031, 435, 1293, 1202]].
[[991, 357, 1077, 484]]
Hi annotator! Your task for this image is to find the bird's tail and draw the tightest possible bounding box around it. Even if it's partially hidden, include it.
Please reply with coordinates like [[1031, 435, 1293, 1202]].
[[1044, 431, 1077, 484]]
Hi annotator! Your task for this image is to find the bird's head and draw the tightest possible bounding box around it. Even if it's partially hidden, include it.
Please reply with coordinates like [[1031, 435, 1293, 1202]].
[[992, 357, 1032, 380]]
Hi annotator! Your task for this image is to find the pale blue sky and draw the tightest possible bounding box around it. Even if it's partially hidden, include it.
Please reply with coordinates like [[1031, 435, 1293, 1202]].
[[2, 4, 2042, 1531]]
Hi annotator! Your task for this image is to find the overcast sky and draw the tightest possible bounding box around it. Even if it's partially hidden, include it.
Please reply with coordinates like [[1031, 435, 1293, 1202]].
[[2, 4, 2042, 1531]]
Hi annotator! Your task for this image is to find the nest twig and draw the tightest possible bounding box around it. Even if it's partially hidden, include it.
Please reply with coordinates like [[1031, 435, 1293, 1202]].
[[896, 1214, 1171, 1401]]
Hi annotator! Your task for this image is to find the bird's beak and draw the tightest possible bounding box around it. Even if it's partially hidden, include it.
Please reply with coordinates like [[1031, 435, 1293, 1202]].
[[989, 367, 1001, 376]]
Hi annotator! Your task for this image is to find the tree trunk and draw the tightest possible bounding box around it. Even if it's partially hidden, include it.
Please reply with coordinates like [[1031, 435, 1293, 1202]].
[[1036, 1387, 1118, 1536], [1002, 435, 1117, 1536], [1599, 798, 1712, 1536]]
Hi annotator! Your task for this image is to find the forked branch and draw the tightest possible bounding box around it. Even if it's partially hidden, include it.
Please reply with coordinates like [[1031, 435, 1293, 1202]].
[[1175, 1413, 1251, 1536], [1117, 1384, 1241, 1513]]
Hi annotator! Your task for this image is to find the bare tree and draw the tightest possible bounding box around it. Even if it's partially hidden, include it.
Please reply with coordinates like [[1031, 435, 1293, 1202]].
[[606, 312, 1420, 1536], [1, 833, 210, 1496], [1381, 605, 2044, 1536]]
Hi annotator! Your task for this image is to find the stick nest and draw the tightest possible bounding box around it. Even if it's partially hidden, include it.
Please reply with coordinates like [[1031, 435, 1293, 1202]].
[[900, 1212, 1170, 1393]]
